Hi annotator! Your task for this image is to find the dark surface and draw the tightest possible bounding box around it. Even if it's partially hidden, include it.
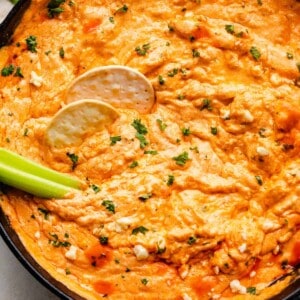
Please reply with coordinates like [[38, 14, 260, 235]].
[[0, 207, 84, 300], [0, 0, 31, 47]]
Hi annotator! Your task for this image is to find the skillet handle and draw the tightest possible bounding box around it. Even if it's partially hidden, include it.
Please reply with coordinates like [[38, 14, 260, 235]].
[[0, 0, 31, 48]]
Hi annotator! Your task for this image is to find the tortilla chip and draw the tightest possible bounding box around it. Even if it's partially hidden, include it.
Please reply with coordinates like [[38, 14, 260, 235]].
[[66, 66, 155, 114], [46, 99, 119, 148]]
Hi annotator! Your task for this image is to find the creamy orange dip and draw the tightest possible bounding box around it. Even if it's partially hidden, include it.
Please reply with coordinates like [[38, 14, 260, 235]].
[[1, 0, 300, 299]]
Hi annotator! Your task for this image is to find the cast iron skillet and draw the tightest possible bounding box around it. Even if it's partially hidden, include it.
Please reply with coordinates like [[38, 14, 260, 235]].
[[0, 1, 299, 299], [0, 0, 31, 47]]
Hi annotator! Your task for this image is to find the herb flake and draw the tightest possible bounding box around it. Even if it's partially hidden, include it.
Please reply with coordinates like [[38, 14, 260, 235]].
[[102, 200, 115, 214], [172, 151, 190, 166], [250, 46, 261, 61], [132, 226, 149, 235]]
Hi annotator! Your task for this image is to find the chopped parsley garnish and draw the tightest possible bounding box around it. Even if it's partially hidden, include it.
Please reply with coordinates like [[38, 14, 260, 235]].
[[255, 175, 263, 185], [250, 46, 261, 61], [172, 151, 190, 166], [247, 287, 257, 295], [189, 35, 195, 42], [167, 174, 175, 186], [167, 68, 178, 77], [14, 67, 24, 78], [1, 65, 15, 77], [156, 119, 167, 131], [48, 233, 71, 248], [132, 226, 149, 235], [10, 0, 19, 4], [144, 150, 158, 155], [258, 128, 266, 138], [25, 35, 37, 53], [38, 207, 50, 220], [187, 236, 197, 245], [59, 47, 65, 58], [287, 52, 294, 59], [109, 16, 115, 23], [135, 43, 150, 56], [192, 49, 200, 58], [102, 200, 115, 214], [65, 268, 71, 275], [47, 0, 66, 18], [200, 98, 213, 111], [129, 161, 138, 168], [296, 62, 300, 72], [177, 94, 185, 100], [99, 236, 109, 245], [110, 135, 121, 145], [131, 119, 148, 134], [158, 75, 165, 85], [168, 24, 174, 32], [68, 0, 75, 6], [132, 119, 148, 148], [182, 127, 191, 136], [190, 146, 199, 153], [91, 184, 101, 193], [136, 133, 149, 148], [115, 4, 128, 14], [138, 193, 152, 201], [141, 278, 148, 285], [23, 128, 29, 136], [211, 127, 218, 135], [66, 152, 78, 170], [225, 24, 235, 34], [157, 244, 166, 254]]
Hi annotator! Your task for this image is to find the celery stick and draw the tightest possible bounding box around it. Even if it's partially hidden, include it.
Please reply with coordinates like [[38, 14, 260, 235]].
[[0, 148, 81, 189], [0, 161, 73, 198]]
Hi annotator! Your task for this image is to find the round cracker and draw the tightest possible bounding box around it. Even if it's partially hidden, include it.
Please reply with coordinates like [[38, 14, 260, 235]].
[[46, 99, 119, 148], [66, 65, 155, 114]]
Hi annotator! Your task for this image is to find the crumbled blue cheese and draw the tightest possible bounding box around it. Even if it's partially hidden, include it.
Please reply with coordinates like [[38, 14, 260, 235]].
[[133, 244, 149, 260], [182, 294, 192, 300], [65, 245, 78, 260], [238, 243, 247, 253], [34, 231, 41, 239], [230, 279, 247, 294], [115, 216, 136, 232], [30, 71, 43, 87], [241, 110, 254, 123], [256, 146, 269, 156]]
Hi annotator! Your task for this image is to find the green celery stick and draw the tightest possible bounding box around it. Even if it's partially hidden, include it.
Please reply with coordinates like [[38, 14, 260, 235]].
[[0, 161, 74, 198], [0, 148, 81, 189]]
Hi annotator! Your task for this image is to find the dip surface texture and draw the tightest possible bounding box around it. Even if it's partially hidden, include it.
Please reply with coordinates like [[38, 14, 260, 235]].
[[1, 0, 300, 299]]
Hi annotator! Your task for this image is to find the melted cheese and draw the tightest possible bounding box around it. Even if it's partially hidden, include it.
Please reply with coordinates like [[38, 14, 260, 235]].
[[0, 0, 300, 299]]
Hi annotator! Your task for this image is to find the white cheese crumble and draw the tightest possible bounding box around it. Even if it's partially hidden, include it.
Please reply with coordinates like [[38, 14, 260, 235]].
[[273, 244, 280, 255], [221, 110, 230, 120], [34, 231, 41, 239], [230, 279, 247, 294], [133, 245, 149, 260], [213, 266, 220, 275], [183, 293, 192, 300], [30, 71, 43, 87], [242, 110, 254, 123], [262, 219, 276, 231], [256, 146, 269, 156], [115, 216, 136, 233], [238, 243, 247, 253], [65, 245, 78, 260], [250, 271, 256, 278]]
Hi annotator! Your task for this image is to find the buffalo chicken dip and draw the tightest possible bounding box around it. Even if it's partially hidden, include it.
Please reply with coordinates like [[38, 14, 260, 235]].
[[0, 0, 300, 299]]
